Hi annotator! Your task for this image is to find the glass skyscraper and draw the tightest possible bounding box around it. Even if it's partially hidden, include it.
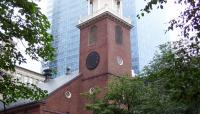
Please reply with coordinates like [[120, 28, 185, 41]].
[[42, 0, 139, 77]]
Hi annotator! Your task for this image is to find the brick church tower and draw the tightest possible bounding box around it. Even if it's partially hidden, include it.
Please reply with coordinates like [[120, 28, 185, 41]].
[[0, 1, 133, 114], [77, 0, 133, 113], [78, 0, 132, 78]]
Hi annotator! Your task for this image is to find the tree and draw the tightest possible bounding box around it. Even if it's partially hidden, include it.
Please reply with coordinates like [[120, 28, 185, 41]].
[[142, 42, 200, 113], [0, 75, 47, 105], [84, 76, 158, 114], [139, 1, 200, 112], [0, 0, 53, 106], [85, 42, 200, 114], [0, 0, 54, 71], [138, 1, 200, 113]]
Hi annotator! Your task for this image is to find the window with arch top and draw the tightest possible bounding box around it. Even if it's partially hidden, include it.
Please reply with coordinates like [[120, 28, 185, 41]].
[[89, 25, 97, 45], [115, 25, 123, 44]]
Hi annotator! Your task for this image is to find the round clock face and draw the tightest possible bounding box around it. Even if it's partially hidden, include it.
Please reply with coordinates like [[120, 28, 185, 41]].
[[86, 51, 100, 70]]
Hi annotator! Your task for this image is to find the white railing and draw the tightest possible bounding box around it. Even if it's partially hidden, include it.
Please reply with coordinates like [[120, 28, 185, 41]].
[[79, 4, 132, 25]]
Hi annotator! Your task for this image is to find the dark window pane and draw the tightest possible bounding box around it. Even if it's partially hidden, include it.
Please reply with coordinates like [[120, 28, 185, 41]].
[[89, 25, 97, 45], [115, 25, 123, 44]]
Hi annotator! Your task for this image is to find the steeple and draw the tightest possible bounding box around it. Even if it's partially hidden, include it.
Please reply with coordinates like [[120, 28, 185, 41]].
[[87, 0, 123, 15], [78, 0, 131, 27], [78, 0, 132, 78]]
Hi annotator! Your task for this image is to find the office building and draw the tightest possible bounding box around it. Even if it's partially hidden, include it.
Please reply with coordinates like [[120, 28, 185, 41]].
[[0, 66, 45, 85]]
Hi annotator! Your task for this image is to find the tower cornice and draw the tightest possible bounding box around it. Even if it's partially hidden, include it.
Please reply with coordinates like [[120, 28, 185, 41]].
[[77, 11, 133, 29]]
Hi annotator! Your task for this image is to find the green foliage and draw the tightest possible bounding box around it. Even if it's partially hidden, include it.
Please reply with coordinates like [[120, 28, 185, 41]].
[[0, 0, 54, 71], [81, 87, 113, 114], [0, 75, 47, 105], [85, 41, 200, 114], [0, 0, 52, 106], [84, 76, 158, 114], [136, 1, 200, 112], [142, 42, 200, 113], [106, 76, 152, 113]]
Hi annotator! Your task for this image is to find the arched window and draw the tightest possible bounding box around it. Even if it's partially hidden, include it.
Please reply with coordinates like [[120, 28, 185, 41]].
[[89, 25, 97, 45], [115, 25, 123, 44]]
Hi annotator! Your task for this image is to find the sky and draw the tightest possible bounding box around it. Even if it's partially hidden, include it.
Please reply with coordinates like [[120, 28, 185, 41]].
[[18, 1, 46, 73], [19, 0, 183, 73]]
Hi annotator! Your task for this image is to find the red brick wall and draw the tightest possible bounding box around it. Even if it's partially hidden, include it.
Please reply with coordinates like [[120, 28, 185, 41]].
[[41, 74, 109, 114], [78, 14, 132, 114], [107, 19, 132, 76], [79, 17, 132, 78], [79, 18, 108, 79], [41, 76, 82, 114], [79, 74, 109, 114]]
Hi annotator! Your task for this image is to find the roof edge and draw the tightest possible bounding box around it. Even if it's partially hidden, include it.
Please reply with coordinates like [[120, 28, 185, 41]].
[[77, 11, 133, 29], [44, 73, 83, 99]]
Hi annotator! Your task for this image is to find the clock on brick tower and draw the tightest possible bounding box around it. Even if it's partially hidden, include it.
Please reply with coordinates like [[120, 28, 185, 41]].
[[77, 1, 133, 113], [78, 0, 132, 79]]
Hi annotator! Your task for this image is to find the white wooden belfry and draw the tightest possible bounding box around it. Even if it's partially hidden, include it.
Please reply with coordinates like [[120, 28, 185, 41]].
[[87, 0, 123, 16], [79, 0, 131, 25]]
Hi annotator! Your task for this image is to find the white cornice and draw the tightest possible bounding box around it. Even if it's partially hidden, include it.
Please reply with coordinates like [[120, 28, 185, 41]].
[[78, 4, 132, 26]]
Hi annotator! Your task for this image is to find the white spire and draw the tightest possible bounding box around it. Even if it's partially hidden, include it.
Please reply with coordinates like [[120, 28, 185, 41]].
[[87, 0, 123, 15], [78, 0, 131, 26]]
